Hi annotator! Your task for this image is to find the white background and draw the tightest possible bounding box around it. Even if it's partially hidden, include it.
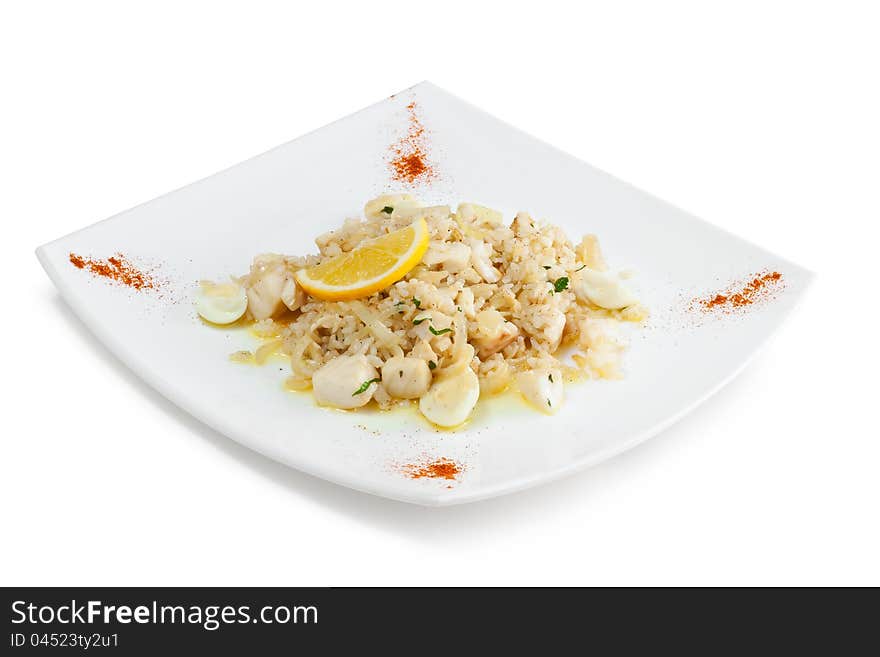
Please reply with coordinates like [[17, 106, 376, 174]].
[[2, 1, 877, 586]]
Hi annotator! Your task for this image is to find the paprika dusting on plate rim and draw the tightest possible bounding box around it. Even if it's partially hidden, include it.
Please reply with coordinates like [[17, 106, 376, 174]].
[[694, 270, 784, 314], [400, 457, 462, 481], [69, 252, 159, 291], [388, 101, 438, 185]]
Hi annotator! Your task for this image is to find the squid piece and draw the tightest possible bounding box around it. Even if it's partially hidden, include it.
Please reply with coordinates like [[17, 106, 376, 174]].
[[312, 355, 380, 409]]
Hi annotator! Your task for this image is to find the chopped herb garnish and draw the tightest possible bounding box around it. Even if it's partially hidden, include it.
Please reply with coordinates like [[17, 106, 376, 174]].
[[352, 378, 381, 396], [429, 326, 452, 336], [553, 276, 569, 293], [457, 306, 462, 312], [413, 316, 430, 325], [575, 264, 587, 272], [395, 300, 406, 306], [413, 297, 421, 308], [543, 265, 552, 270], [399, 371, 403, 378], [547, 399, 552, 407], [548, 373, 553, 383], [381, 206, 394, 214], [428, 360, 437, 370]]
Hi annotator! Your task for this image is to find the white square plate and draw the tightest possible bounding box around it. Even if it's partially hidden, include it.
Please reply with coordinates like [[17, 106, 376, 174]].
[[37, 82, 812, 505]]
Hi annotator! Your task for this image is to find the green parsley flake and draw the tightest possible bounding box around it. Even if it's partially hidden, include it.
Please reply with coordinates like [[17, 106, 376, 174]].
[[413, 316, 430, 325], [553, 277, 569, 293], [413, 297, 421, 308], [381, 206, 394, 214], [352, 378, 381, 396], [428, 360, 437, 370], [429, 326, 452, 336]]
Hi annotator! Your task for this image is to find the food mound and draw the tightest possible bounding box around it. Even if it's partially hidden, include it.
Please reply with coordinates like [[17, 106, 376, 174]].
[[196, 194, 646, 427]]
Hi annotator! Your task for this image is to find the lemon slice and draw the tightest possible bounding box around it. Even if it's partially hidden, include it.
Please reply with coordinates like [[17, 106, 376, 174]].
[[295, 218, 429, 301]]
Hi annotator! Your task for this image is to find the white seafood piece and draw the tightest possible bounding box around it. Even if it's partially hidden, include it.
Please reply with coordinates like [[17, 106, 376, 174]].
[[195, 280, 248, 325], [516, 369, 564, 415], [576, 234, 608, 271], [456, 287, 476, 319], [542, 308, 567, 352], [456, 202, 503, 228], [572, 269, 637, 310], [422, 241, 472, 273], [510, 211, 537, 236], [312, 355, 379, 409], [363, 193, 421, 219], [395, 205, 451, 222], [408, 339, 437, 364], [245, 254, 291, 320], [411, 312, 453, 343], [381, 357, 432, 399], [280, 276, 307, 312], [471, 309, 519, 359], [468, 238, 501, 283], [418, 367, 480, 428]]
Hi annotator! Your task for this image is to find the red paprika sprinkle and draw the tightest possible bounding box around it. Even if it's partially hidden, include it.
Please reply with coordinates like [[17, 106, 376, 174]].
[[695, 271, 783, 313], [69, 252, 158, 291], [401, 457, 462, 481], [388, 101, 437, 185]]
